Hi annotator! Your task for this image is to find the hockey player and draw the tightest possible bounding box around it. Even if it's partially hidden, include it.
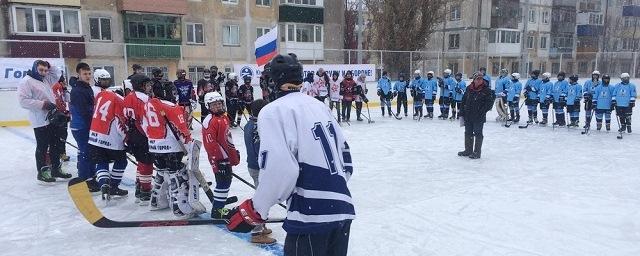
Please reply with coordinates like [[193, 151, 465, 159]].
[[146, 80, 205, 218], [123, 74, 155, 205], [423, 71, 438, 119], [410, 70, 425, 119], [495, 69, 510, 97], [301, 72, 316, 97], [52, 75, 71, 162], [226, 54, 354, 255], [197, 69, 213, 121], [239, 75, 255, 117], [506, 73, 522, 123], [88, 69, 128, 199], [566, 75, 583, 127], [313, 68, 330, 102], [70, 63, 98, 189], [202, 91, 241, 219], [592, 75, 615, 131], [329, 72, 342, 122], [393, 73, 409, 117], [174, 69, 195, 129], [523, 70, 541, 124], [242, 99, 277, 244], [151, 68, 176, 103], [225, 73, 241, 127], [551, 72, 569, 126], [538, 72, 553, 125], [583, 71, 601, 129], [355, 73, 368, 121], [438, 69, 454, 119], [377, 71, 393, 117], [613, 73, 637, 133], [340, 71, 356, 122], [209, 65, 225, 93], [451, 72, 466, 120]]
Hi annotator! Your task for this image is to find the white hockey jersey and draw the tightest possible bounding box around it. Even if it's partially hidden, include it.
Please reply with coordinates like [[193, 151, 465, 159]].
[[253, 92, 355, 234]]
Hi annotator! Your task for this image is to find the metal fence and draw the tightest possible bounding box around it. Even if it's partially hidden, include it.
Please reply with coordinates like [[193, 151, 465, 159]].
[[1, 39, 639, 86]]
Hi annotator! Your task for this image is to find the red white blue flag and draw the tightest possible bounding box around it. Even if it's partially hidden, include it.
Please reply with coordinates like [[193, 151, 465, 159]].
[[255, 26, 278, 67]]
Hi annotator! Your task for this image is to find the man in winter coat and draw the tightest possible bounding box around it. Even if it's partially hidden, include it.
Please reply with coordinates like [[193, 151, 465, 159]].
[[18, 60, 72, 183], [458, 72, 494, 159], [70, 63, 99, 191]]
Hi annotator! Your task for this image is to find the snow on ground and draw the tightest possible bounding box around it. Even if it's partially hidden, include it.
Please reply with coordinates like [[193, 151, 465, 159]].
[[1, 104, 639, 256]]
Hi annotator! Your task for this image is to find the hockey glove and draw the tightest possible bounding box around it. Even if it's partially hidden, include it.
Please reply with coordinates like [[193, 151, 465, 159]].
[[227, 199, 265, 233], [432, 92, 437, 98], [559, 96, 567, 107], [631, 99, 635, 108], [514, 97, 520, 104], [377, 89, 382, 96], [456, 88, 462, 94], [611, 98, 617, 108], [592, 101, 598, 108], [216, 160, 232, 176], [574, 100, 580, 107], [42, 101, 56, 111]]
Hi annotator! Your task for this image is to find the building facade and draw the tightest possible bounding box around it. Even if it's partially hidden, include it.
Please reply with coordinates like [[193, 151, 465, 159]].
[[0, 0, 344, 83]]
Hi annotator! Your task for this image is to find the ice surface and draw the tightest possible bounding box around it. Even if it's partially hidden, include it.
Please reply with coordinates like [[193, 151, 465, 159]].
[[1, 101, 639, 256]]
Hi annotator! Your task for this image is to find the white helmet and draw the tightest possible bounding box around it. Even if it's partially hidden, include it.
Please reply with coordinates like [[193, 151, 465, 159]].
[[427, 71, 435, 76], [123, 79, 133, 91], [620, 73, 631, 79], [444, 69, 452, 75], [414, 70, 421, 75], [542, 72, 551, 79], [592, 70, 601, 76], [204, 92, 224, 105], [228, 72, 238, 81], [94, 69, 111, 84], [511, 73, 521, 80]]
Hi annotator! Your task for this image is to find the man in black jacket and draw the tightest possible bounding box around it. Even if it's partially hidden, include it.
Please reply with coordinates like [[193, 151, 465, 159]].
[[458, 72, 494, 159]]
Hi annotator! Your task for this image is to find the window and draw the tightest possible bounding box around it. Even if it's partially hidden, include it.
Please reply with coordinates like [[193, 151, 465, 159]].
[[578, 61, 589, 73], [12, 6, 81, 35], [448, 62, 459, 74], [551, 63, 560, 74], [89, 17, 112, 41], [527, 62, 533, 73], [448, 34, 460, 49], [223, 25, 240, 46], [126, 14, 181, 40], [540, 36, 547, 49], [282, 23, 323, 42], [511, 62, 520, 73], [186, 23, 204, 44], [622, 38, 640, 50], [143, 66, 168, 78], [528, 9, 536, 23], [256, 0, 271, 6], [450, 4, 461, 21], [93, 66, 115, 87], [188, 66, 206, 81], [257, 27, 271, 38], [494, 30, 520, 44], [527, 36, 535, 49], [551, 36, 574, 49], [518, 8, 523, 23], [589, 13, 603, 25], [279, 0, 319, 6], [489, 30, 496, 43], [539, 62, 545, 73], [542, 11, 549, 24], [222, 0, 238, 4]]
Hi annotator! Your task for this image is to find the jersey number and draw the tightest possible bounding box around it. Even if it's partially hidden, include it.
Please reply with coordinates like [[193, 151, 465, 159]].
[[145, 104, 161, 128], [312, 122, 340, 175], [93, 97, 112, 121]]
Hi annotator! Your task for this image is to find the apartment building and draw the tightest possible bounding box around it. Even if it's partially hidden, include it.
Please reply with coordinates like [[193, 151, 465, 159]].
[[0, 0, 344, 82]]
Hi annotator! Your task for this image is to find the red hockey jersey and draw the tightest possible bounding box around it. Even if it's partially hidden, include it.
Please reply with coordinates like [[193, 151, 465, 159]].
[[89, 90, 127, 150], [202, 113, 240, 172], [123, 91, 149, 134], [144, 98, 191, 153]]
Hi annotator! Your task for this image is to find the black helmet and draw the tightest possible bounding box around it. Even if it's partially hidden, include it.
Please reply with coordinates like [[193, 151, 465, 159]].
[[557, 71, 566, 77], [531, 70, 540, 76], [569, 75, 579, 82], [151, 68, 163, 78], [332, 71, 339, 78], [130, 74, 151, 92], [243, 76, 252, 83], [455, 72, 463, 78], [269, 53, 303, 89], [210, 65, 218, 72], [602, 74, 610, 80], [132, 64, 142, 71], [152, 81, 176, 102]]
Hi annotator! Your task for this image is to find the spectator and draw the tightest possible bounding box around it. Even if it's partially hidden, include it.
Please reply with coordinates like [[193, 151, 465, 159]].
[[127, 64, 144, 79], [458, 72, 494, 159], [314, 68, 330, 102], [18, 60, 71, 183], [242, 99, 276, 244], [197, 69, 212, 121], [51, 74, 71, 162], [70, 63, 99, 191]]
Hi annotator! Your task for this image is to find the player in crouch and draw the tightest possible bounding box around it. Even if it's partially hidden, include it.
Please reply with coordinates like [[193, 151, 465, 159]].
[[201, 91, 241, 219], [88, 69, 128, 199], [226, 54, 355, 256]]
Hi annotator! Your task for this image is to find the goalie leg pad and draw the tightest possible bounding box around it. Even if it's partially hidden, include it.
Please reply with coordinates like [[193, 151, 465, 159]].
[[150, 169, 169, 210], [187, 168, 206, 215]]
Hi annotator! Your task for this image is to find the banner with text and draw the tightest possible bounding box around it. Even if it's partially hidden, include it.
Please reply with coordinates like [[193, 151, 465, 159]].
[[234, 64, 377, 85], [1, 58, 65, 89]]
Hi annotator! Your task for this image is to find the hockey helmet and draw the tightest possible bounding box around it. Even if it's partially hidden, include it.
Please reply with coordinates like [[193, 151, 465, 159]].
[[557, 71, 566, 78], [152, 81, 176, 102], [542, 72, 551, 79], [569, 74, 579, 82], [444, 69, 452, 75], [602, 74, 611, 83], [151, 68, 163, 78], [176, 69, 187, 78], [621, 73, 631, 82], [228, 72, 238, 81], [269, 53, 303, 90], [592, 70, 601, 76], [531, 70, 540, 77], [414, 70, 421, 75], [511, 73, 521, 80], [243, 75, 252, 83], [130, 74, 152, 92], [204, 91, 224, 105], [455, 72, 463, 79], [94, 69, 111, 88], [500, 68, 509, 76]]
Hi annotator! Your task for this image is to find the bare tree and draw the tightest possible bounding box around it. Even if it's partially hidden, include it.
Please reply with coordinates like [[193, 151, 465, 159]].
[[364, 0, 453, 75]]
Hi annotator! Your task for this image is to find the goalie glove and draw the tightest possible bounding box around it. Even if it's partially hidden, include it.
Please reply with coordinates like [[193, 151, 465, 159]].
[[226, 199, 265, 233]]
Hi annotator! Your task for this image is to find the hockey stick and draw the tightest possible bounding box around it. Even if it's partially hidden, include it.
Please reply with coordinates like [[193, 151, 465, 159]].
[[616, 114, 624, 140], [67, 178, 282, 228], [231, 173, 287, 210], [364, 102, 375, 124], [506, 99, 526, 128], [383, 97, 402, 120], [582, 108, 595, 135]]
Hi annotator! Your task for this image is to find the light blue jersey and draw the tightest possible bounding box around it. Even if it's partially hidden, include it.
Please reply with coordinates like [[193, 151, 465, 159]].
[[452, 79, 466, 101], [566, 82, 583, 105], [613, 82, 637, 107], [593, 84, 615, 110], [506, 80, 522, 102], [551, 80, 569, 102]]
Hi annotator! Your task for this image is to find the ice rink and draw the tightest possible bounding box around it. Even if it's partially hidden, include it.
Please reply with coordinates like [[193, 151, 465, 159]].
[[1, 101, 639, 256]]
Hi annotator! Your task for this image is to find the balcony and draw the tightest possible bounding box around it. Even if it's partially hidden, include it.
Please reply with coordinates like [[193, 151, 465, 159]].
[[281, 42, 324, 61], [125, 39, 181, 59], [118, 0, 187, 15], [623, 5, 640, 17], [279, 5, 324, 24], [576, 25, 603, 36], [8, 35, 85, 58]]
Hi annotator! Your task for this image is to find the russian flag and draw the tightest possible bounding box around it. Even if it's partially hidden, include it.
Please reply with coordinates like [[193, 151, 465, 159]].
[[255, 26, 278, 67]]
